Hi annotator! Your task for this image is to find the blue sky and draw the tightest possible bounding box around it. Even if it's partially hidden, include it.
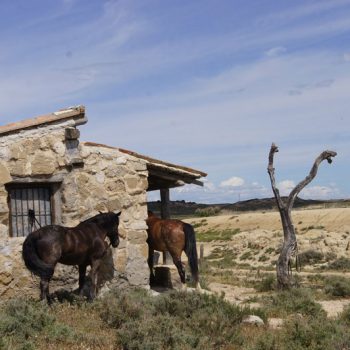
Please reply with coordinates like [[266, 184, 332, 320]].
[[0, 0, 349, 203]]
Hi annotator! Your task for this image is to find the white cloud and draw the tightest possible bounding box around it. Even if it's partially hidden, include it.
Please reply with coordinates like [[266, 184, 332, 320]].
[[278, 180, 296, 196], [157, 178, 271, 204], [277, 180, 340, 200], [301, 185, 339, 199], [220, 176, 245, 187], [265, 46, 287, 57], [175, 179, 216, 193]]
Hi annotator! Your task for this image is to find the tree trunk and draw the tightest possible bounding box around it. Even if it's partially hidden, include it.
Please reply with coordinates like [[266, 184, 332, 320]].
[[267, 143, 336, 289]]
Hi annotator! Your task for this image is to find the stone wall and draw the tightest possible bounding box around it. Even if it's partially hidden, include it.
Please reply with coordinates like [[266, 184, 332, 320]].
[[0, 121, 150, 298]]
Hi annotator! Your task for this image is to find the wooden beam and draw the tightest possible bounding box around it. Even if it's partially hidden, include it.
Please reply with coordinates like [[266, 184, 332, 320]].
[[148, 167, 199, 184], [160, 188, 172, 264], [147, 176, 185, 191], [160, 188, 170, 219]]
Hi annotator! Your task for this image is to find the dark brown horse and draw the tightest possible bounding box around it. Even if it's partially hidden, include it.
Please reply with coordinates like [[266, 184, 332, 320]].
[[146, 211, 201, 290], [22, 211, 121, 303]]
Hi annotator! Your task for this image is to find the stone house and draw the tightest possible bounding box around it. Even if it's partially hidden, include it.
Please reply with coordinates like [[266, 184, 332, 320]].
[[0, 106, 206, 298]]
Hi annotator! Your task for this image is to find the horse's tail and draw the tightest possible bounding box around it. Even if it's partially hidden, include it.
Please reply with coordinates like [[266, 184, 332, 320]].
[[22, 233, 54, 280], [183, 223, 199, 285]]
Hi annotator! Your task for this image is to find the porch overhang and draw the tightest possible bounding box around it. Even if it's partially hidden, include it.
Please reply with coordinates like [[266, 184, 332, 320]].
[[118, 148, 207, 191]]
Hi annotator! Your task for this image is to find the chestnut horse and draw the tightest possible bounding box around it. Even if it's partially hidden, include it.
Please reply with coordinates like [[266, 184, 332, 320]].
[[146, 211, 201, 289], [22, 212, 121, 303]]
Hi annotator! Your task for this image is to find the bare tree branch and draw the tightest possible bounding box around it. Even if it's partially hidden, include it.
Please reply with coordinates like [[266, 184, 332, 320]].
[[267, 143, 285, 211], [287, 150, 337, 211]]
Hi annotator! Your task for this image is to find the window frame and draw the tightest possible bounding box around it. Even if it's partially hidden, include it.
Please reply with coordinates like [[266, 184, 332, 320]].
[[6, 183, 56, 237]]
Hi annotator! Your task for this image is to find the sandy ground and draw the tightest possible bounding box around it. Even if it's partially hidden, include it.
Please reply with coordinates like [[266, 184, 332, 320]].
[[184, 207, 350, 318], [187, 207, 350, 264]]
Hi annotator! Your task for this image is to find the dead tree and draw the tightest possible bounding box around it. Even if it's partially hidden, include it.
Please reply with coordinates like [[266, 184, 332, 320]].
[[267, 143, 336, 289]]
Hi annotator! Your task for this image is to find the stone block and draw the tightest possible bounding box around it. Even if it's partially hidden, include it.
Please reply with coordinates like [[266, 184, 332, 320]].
[[53, 142, 66, 156], [106, 197, 122, 212], [114, 248, 127, 272], [0, 270, 12, 286], [65, 127, 80, 140], [0, 163, 12, 185], [116, 156, 127, 165], [118, 227, 127, 239], [127, 230, 148, 244], [126, 243, 149, 286], [23, 138, 41, 153], [9, 143, 25, 160], [95, 172, 105, 184], [9, 159, 31, 176], [106, 180, 125, 193], [31, 151, 56, 175], [105, 165, 127, 178], [125, 176, 145, 195], [0, 224, 8, 240]]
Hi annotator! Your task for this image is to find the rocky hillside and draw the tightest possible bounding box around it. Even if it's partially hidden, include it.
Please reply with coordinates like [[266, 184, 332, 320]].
[[148, 197, 350, 217]]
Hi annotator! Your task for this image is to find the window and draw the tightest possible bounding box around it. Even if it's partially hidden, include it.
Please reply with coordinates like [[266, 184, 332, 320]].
[[8, 185, 53, 237]]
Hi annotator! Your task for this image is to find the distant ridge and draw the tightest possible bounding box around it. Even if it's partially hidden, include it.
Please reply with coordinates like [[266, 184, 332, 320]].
[[147, 197, 350, 217]]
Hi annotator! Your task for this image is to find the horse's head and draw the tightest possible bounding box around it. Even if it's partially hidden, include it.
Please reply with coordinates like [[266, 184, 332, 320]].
[[94, 211, 121, 248], [108, 211, 121, 248]]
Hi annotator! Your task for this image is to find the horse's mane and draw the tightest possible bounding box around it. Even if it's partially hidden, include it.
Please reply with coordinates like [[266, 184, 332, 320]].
[[79, 212, 118, 227]]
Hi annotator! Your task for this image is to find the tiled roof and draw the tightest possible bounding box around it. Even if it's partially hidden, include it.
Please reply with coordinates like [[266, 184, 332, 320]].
[[0, 106, 87, 136]]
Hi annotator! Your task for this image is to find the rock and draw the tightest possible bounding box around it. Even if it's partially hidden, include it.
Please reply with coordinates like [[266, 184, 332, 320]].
[[65, 127, 80, 140], [0, 163, 12, 185], [268, 318, 284, 329], [31, 151, 56, 175], [241, 315, 265, 326], [149, 289, 161, 297]]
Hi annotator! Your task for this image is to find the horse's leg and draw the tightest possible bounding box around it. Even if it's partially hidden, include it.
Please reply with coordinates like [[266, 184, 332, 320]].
[[148, 246, 155, 285], [40, 273, 54, 304], [38, 260, 55, 304], [172, 255, 186, 289], [40, 278, 49, 302], [78, 264, 87, 296], [89, 259, 101, 301]]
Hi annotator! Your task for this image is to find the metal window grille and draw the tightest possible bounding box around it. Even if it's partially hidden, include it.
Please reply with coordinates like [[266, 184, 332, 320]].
[[9, 186, 52, 237]]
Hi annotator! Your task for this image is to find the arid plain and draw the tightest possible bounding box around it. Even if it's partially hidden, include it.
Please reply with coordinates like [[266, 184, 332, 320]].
[[186, 207, 350, 318]]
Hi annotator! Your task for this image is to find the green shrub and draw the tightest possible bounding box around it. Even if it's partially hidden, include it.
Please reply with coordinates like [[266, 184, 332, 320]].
[[240, 251, 253, 260], [194, 207, 221, 217], [191, 219, 208, 229], [207, 248, 237, 269], [324, 251, 337, 262], [327, 257, 350, 270], [262, 288, 326, 318], [259, 255, 269, 262], [196, 228, 240, 242], [0, 299, 75, 349], [298, 250, 324, 265], [255, 274, 276, 292], [249, 313, 350, 349], [281, 316, 350, 350], [99, 288, 267, 350], [324, 276, 350, 297], [340, 305, 350, 325], [265, 247, 275, 255]]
